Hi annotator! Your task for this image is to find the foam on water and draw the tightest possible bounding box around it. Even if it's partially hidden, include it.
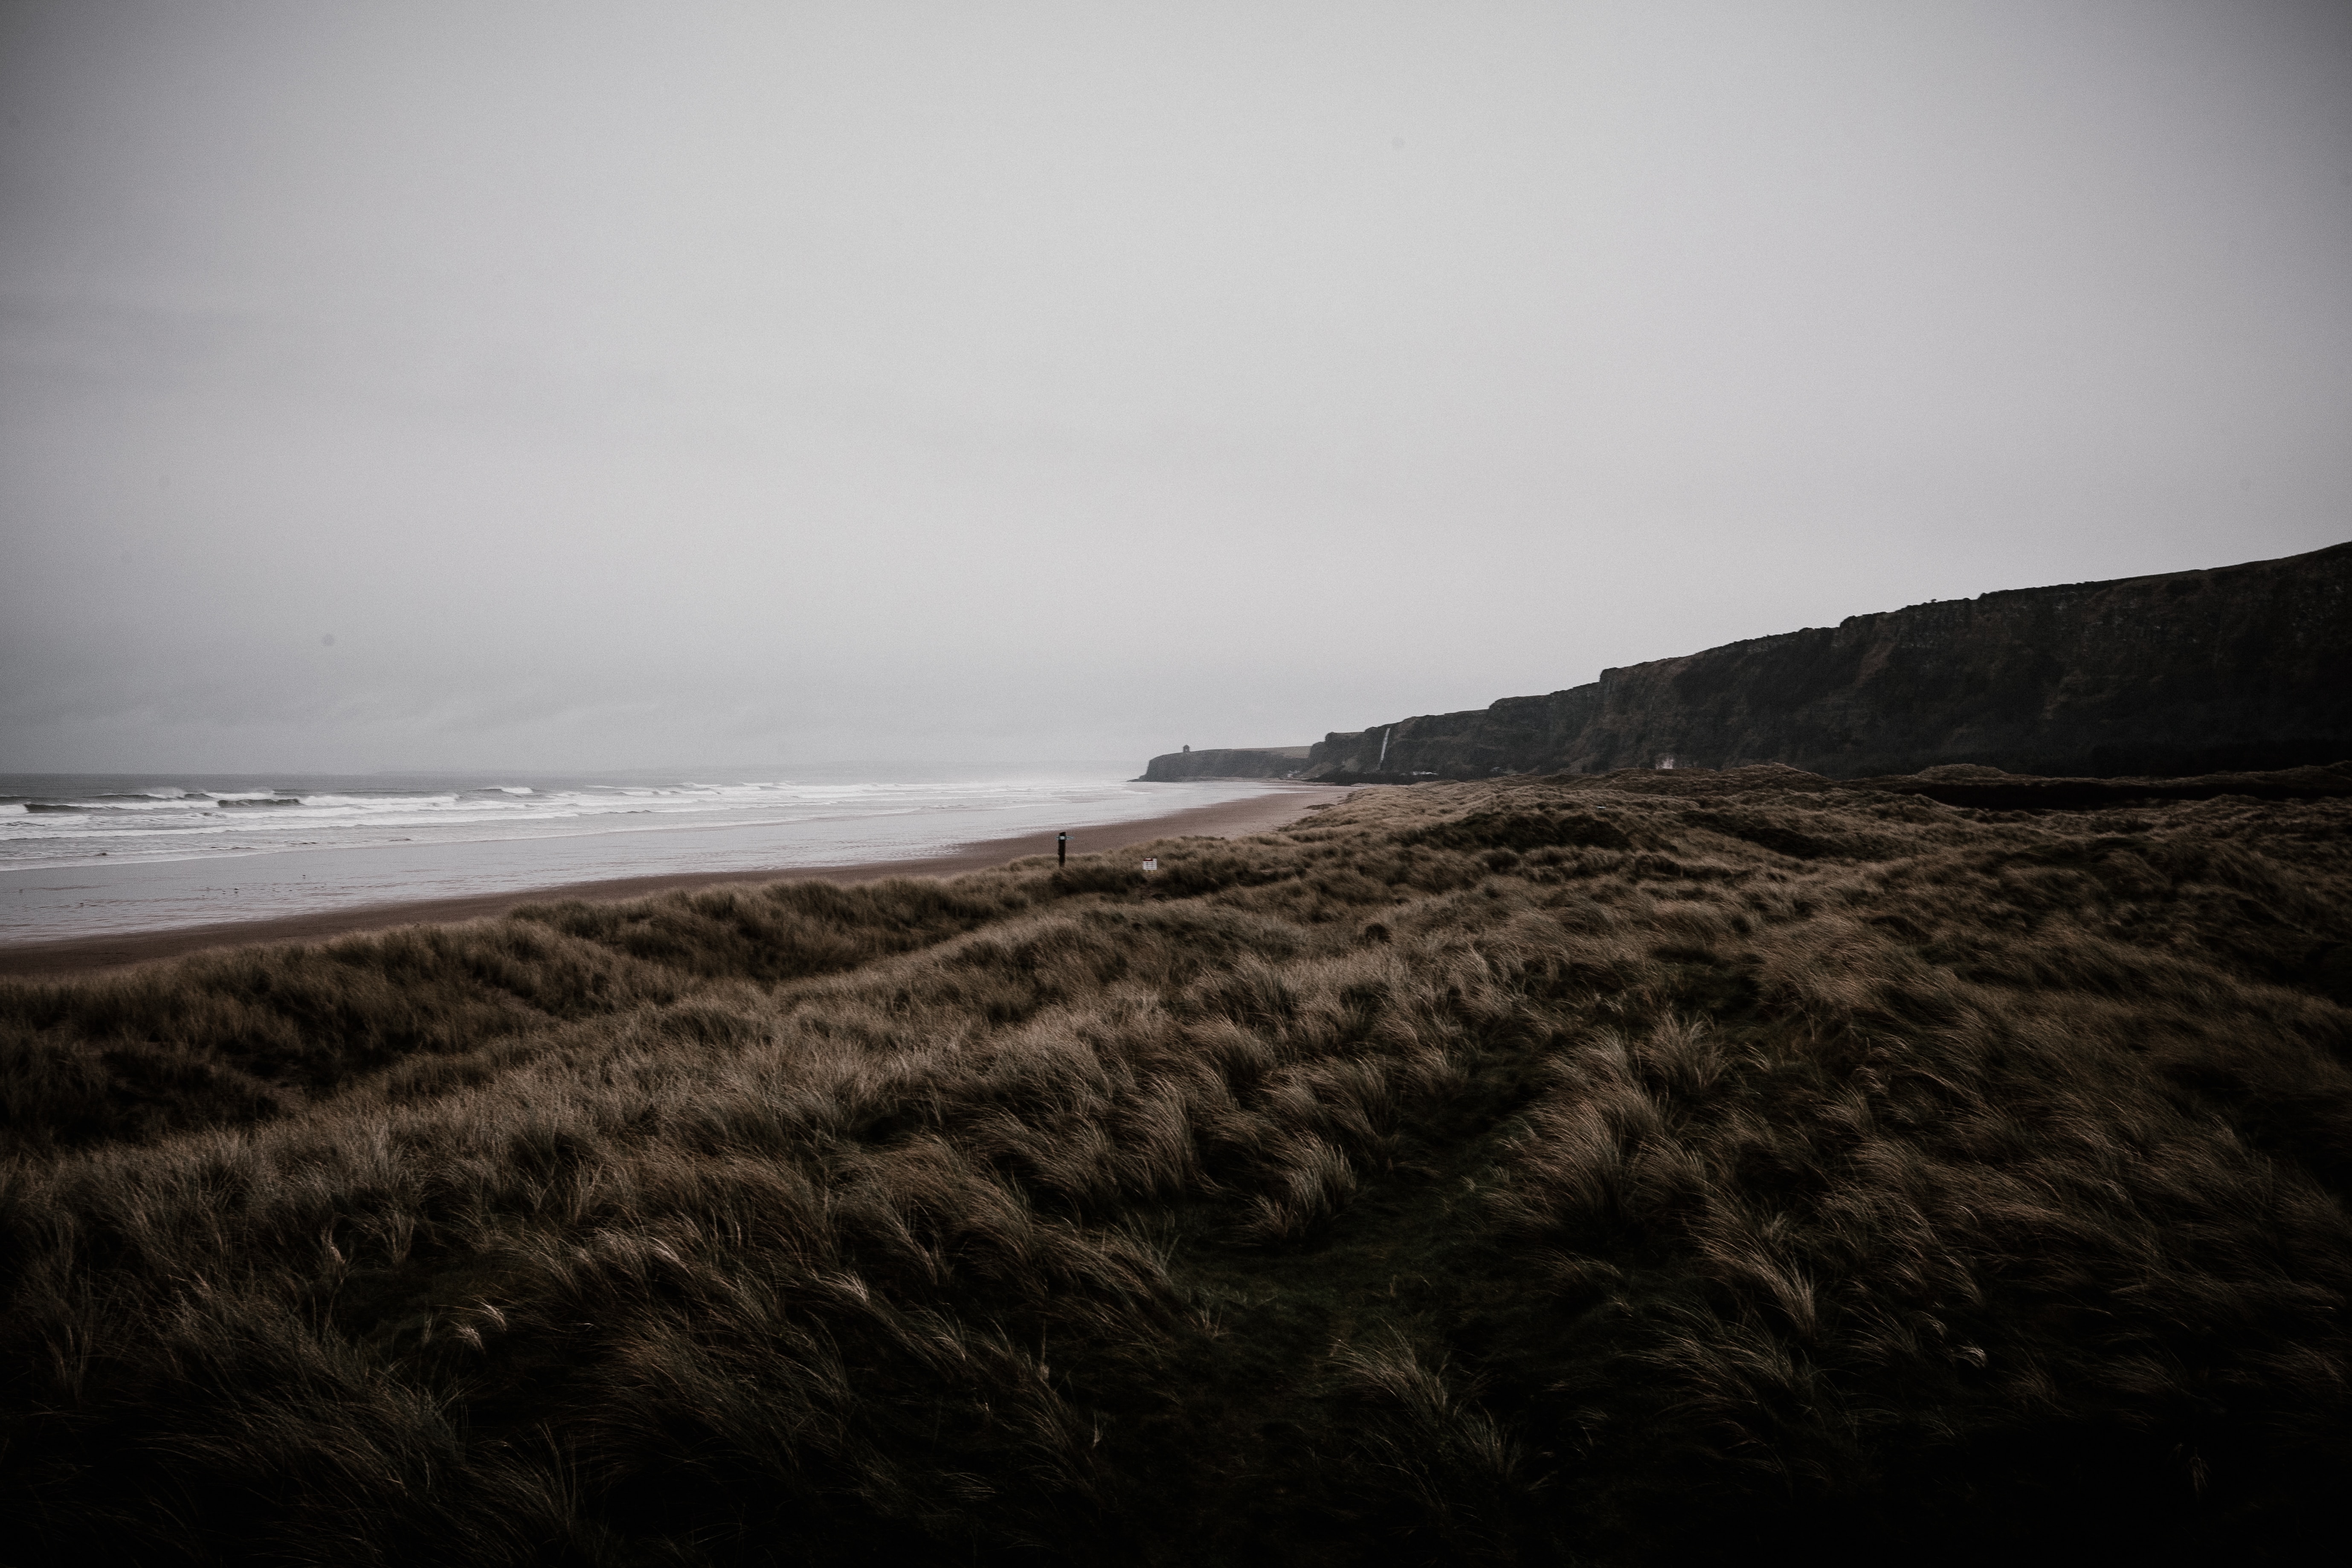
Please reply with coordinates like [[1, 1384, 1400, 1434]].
[[0, 765, 1306, 944]]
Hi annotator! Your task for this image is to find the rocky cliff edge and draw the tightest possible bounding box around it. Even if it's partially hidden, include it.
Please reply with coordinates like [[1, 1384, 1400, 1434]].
[[1299, 540, 2352, 782], [1138, 746, 1313, 783]]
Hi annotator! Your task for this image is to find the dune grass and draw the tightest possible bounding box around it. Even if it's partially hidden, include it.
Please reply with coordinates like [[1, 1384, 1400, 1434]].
[[3, 768, 2349, 1564]]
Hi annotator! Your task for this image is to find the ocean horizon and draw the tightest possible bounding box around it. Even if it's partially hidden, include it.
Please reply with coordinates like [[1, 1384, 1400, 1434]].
[[0, 762, 1295, 945]]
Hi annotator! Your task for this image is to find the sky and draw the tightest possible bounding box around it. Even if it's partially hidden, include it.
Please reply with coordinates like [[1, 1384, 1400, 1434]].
[[3, 0, 2348, 774]]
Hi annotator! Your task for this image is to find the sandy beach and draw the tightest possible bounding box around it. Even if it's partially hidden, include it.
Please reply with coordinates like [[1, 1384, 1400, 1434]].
[[0, 783, 1337, 979]]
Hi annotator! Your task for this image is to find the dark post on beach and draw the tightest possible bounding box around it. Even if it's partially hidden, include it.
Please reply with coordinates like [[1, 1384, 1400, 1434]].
[[1057, 832, 1067, 867]]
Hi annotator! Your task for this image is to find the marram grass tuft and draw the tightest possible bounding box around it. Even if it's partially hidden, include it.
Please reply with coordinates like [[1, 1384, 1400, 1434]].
[[4, 768, 2349, 1564]]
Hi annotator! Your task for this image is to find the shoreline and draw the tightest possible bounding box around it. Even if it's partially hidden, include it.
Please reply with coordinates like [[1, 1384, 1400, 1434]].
[[0, 784, 1339, 980]]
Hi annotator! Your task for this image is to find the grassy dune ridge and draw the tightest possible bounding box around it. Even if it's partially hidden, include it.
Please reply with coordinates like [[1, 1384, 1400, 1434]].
[[4, 768, 2350, 1563]]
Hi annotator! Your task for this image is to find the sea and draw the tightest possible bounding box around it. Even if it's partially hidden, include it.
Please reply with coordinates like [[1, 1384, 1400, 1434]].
[[0, 764, 1292, 946]]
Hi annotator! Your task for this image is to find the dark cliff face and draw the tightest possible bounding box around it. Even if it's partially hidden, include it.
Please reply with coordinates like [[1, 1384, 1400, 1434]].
[[1308, 541, 2352, 781], [1138, 746, 1311, 782]]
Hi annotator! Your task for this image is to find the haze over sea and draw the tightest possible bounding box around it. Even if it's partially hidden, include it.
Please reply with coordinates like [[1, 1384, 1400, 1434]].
[[0, 764, 1285, 945]]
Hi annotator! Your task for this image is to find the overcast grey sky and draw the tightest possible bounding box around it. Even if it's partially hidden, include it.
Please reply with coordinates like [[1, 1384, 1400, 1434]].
[[3, 1, 2348, 773]]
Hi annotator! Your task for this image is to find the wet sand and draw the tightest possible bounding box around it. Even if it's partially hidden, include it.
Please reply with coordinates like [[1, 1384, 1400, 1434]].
[[0, 784, 1338, 979]]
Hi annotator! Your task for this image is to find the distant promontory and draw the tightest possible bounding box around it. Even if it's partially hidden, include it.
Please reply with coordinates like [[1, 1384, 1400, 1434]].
[[1138, 746, 1313, 782], [1144, 540, 2352, 783]]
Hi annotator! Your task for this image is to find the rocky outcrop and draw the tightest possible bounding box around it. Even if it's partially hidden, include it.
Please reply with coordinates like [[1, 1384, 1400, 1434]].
[[1306, 541, 2352, 781], [1139, 746, 1312, 782]]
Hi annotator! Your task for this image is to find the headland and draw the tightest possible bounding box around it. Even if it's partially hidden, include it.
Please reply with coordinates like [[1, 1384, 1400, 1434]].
[[1146, 539, 2352, 783]]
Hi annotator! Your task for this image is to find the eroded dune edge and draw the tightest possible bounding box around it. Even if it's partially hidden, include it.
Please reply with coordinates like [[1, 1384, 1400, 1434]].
[[5, 766, 2349, 1564]]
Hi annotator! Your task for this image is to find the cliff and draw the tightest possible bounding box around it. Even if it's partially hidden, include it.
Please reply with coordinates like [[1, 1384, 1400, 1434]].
[[1305, 540, 2352, 781], [1139, 745, 1312, 782]]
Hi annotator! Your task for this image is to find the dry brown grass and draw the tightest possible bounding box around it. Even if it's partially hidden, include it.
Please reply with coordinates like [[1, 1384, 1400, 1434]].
[[3, 766, 2349, 1564]]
